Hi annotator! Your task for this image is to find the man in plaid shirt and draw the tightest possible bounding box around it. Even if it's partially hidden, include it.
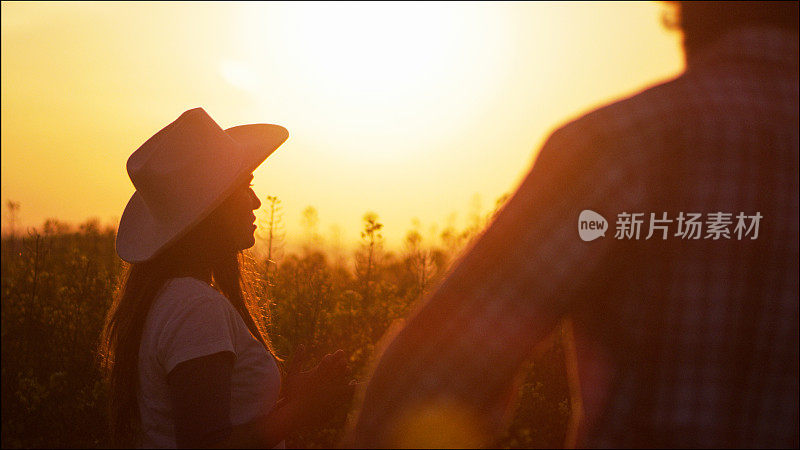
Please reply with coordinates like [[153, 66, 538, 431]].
[[351, 2, 798, 447]]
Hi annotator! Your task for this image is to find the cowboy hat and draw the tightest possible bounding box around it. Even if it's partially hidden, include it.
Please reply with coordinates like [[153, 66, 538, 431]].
[[115, 107, 288, 263]]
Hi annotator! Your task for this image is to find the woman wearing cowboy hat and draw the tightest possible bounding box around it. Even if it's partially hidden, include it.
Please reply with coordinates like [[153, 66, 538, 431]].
[[100, 108, 353, 448]]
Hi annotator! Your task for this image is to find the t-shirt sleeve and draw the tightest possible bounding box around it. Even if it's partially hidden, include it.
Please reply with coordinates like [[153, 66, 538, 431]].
[[157, 294, 238, 374]]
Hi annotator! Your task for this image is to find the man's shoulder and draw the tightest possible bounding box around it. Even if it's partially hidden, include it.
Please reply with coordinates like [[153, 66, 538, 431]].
[[552, 73, 692, 145]]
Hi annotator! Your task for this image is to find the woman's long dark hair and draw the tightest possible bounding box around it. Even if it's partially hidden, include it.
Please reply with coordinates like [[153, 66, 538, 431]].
[[99, 204, 273, 447]]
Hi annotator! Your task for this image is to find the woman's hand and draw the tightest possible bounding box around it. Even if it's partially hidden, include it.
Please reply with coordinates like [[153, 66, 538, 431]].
[[199, 347, 356, 448], [280, 346, 356, 430]]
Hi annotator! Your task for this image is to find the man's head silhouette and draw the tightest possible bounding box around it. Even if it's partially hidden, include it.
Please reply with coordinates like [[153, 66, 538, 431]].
[[671, 1, 798, 58]]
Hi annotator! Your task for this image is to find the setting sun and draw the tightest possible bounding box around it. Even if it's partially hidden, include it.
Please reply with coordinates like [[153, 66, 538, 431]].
[[223, 2, 515, 163], [1, 2, 683, 248]]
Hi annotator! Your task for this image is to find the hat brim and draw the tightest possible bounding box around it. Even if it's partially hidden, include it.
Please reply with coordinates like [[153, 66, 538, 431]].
[[116, 124, 288, 263]]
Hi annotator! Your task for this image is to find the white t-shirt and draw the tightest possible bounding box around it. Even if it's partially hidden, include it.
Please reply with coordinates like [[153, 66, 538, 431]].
[[137, 277, 282, 448]]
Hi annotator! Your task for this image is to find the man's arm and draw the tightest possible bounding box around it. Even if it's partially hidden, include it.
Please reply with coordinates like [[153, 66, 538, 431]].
[[350, 123, 637, 447]]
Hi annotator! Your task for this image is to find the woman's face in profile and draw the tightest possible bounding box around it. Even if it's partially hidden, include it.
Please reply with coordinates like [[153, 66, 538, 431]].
[[213, 173, 261, 252]]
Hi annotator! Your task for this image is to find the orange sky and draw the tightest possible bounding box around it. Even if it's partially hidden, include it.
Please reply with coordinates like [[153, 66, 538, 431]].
[[1, 1, 684, 250]]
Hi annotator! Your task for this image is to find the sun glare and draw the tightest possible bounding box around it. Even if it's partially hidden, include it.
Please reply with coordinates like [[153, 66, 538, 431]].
[[223, 2, 514, 162], [272, 3, 472, 101], [1, 2, 683, 242]]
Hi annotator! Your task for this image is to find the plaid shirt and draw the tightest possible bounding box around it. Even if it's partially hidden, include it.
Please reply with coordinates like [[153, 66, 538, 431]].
[[351, 26, 798, 448]]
